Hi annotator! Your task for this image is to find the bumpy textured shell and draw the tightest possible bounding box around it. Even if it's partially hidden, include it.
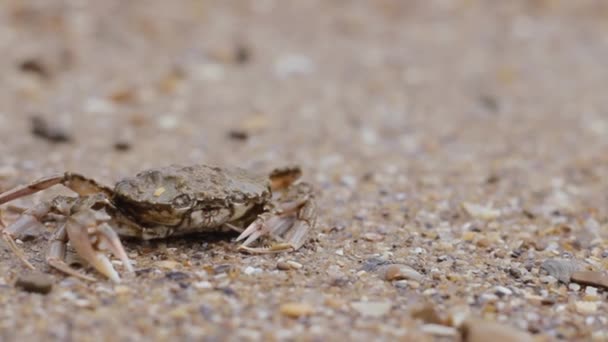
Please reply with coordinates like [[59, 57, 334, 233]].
[[113, 165, 271, 226], [113, 165, 271, 206]]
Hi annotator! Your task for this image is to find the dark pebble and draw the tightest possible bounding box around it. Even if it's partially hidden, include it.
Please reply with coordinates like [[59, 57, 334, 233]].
[[15, 272, 54, 294], [165, 271, 190, 281], [31, 115, 71, 143]]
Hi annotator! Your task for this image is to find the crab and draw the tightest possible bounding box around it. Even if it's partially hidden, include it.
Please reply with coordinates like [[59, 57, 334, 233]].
[[0, 164, 316, 282]]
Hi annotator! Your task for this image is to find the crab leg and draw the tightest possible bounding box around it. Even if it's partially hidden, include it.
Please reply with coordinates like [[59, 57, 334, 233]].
[[1, 202, 52, 270], [46, 223, 96, 282], [237, 182, 316, 253], [0, 172, 113, 206], [269, 167, 302, 191], [64, 210, 132, 282]]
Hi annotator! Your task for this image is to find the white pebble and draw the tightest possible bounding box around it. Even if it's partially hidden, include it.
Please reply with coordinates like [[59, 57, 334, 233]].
[[193, 281, 213, 290], [158, 114, 179, 130], [495, 286, 513, 296], [243, 266, 262, 275]]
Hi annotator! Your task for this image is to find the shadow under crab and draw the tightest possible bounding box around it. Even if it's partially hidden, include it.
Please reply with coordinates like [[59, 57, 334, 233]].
[[0, 165, 316, 282]]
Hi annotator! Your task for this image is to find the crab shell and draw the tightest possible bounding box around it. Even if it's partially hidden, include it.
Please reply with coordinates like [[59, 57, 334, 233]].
[[111, 165, 272, 238]]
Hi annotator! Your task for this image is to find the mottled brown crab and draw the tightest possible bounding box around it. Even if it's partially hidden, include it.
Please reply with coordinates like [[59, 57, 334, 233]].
[[0, 165, 316, 282]]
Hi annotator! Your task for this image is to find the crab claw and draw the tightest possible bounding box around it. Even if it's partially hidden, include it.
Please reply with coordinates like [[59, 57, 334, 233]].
[[65, 211, 132, 282], [236, 215, 296, 250]]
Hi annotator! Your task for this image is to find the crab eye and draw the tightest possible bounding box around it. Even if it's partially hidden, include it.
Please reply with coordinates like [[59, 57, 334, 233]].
[[172, 194, 191, 208]]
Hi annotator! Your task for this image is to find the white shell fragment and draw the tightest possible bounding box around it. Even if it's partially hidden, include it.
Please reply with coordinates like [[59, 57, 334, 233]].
[[540, 258, 581, 284]]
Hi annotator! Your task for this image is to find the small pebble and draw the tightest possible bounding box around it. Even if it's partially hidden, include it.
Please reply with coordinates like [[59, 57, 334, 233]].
[[462, 202, 501, 220], [459, 319, 534, 342], [379, 264, 423, 282], [280, 302, 314, 318], [165, 271, 190, 281], [227, 130, 249, 141], [158, 115, 179, 130], [570, 271, 608, 290], [575, 301, 598, 314], [277, 260, 303, 271], [351, 301, 391, 317], [155, 260, 181, 269], [585, 286, 598, 297], [15, 272, 54, 294], [31, 115, 71, 143], [421, 324, 458, 337], [243, 266, 262, 275], [19, 58, 50, 79], [362, 232, 384, 241], [494, 286, 512, 297], [193, 281, 213, 290], [114, 285, 130, 295]]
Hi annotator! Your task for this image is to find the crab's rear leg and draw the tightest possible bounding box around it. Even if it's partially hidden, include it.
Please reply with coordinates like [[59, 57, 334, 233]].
[[1, 201, 53, 269], [0, 172, 113, 206], [237, 182, 316, 253]]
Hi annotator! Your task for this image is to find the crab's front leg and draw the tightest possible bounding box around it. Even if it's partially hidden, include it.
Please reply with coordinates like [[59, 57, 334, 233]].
[[237, 182, 316, 253], [59, 209, 133, 282]]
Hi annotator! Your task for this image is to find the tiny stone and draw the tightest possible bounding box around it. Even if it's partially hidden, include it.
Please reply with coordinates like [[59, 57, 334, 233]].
[[494, 286, 513, 297], [158, 115, 179, 130], [286, 261, 303, 269], [413, 247, 425, 255], [276, 260, 303, 271], [585, 286, 598, 296], [155, 260, 181, 269], [114, 285, 130, 295], [193, 281, 213, 290], [243, 266, 262, 275], [165, 271, 190, 281], [277, 261, 292, 270], [462, 202, 501, 220], [568, 283, 581, 291], [421, 324, 458, 337], [575, 301, 598, 314], [114, 134, 133, 151], [351, 301, 392, 317], [570, 271, 608, 290], [15, 272, 54, 294], [227, 130, 249, 141], [31, 115, 71, 143], [394, 280, 409, 289], [362, 232, 384, 241], [379, 264, 423, 282], [280, 302, 314, 318], [507, 268, 522, 279], [459, 319, 534, 342], [539, 275, 558, 285]]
